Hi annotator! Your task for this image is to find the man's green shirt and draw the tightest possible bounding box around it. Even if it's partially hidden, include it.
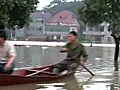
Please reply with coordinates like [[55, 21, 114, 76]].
[[65, 42, 88, 61]]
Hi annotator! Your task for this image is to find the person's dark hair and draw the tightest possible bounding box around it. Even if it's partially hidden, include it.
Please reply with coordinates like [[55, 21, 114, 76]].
[[0, 30, 7, 40], [69, 31, 78, 36]]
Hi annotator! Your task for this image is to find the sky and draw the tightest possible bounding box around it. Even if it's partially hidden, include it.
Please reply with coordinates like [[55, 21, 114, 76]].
[[37, 0, 76, 10]]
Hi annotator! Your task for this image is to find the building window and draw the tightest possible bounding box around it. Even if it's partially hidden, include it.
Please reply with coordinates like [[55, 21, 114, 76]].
[[57, 21, 62, 25], [58, 22, 60, 25], [41, 20, 44, 23], [38, 26, 43, 31], [107, 37, 111, 41], [36, 20, 40, 23], [60, 16, 62, 19], [99, 26, 104, 32], [39, 28, 42, 31], [35, 19, 44, 24]]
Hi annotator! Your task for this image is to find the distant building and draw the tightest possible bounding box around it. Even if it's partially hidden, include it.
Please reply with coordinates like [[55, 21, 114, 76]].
[[15, 28, 27, 40], [83, 26, 104, 42], [15, 10, 81, 41], [46, 10, 80, 41], [15, 11, 52, 41], [83, 23, 112, 43], [26, 11, 52, 41], [101, 22, 113, 43]]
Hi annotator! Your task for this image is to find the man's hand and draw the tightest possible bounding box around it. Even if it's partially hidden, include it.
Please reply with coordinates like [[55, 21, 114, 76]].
[[4, 63, 12, 72], [60, 48, 68, 53], [4, 55, 16, 72], [80, 60, 85, 65]]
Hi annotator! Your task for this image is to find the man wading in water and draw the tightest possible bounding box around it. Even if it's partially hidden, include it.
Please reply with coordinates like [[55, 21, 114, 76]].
[[0, 25, 16, 74], [52, 31, 88, 74]]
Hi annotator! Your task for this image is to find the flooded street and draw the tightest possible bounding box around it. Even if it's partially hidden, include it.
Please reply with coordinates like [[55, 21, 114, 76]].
[[0, 45, 120, 90]]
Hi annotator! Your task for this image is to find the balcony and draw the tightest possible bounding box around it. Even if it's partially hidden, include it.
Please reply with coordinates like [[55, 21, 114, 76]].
[[83, 31, 105, 35]]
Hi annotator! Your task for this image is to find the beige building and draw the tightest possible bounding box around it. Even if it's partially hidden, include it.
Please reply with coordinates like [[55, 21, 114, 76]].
[[46, 10, 80, 41]]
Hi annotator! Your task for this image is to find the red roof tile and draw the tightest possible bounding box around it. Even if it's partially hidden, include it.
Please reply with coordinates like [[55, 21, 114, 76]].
[[47, 10, 79, 25]]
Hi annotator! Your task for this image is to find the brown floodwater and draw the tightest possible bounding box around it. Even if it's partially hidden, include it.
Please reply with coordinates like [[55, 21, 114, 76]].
[[0, 46, 120, 90]]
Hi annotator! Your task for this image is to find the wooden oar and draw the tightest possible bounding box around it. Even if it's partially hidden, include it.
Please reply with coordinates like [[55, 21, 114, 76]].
[[80, 63, 95, 76], [26, 67, 49, 77], [65, 54, 95, 76]]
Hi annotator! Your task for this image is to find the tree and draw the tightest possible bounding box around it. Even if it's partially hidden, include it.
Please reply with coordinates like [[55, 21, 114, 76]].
[[0, 0, 39, 28], [44, 0, 84, 15], [78, 0, 120, 71], [46, 0, 62, 8]]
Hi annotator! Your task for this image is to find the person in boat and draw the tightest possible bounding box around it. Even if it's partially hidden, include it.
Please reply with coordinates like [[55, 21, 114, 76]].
[[0, 25, 16, 74], [52, 31, 88, 74]]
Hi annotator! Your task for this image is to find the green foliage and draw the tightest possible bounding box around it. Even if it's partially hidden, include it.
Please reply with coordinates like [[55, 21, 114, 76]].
[[78, 0, 120, 32], [44, 1, 84, 15], [0, 0, 39, 28]]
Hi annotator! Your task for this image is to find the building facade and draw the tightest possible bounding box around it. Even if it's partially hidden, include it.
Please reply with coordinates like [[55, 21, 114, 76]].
[[26, 11, 52, 41], [15, 10, 80, 41], [45, 10, 80, 41], [83, 23, 113, 43], [15, 11, 52, 41]]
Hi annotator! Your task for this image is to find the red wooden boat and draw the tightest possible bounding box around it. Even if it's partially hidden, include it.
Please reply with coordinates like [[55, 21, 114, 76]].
[[0, 64, 75, 86]]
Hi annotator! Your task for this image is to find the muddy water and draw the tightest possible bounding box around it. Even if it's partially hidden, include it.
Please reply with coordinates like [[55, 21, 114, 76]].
[[0, 46, 120, 90]]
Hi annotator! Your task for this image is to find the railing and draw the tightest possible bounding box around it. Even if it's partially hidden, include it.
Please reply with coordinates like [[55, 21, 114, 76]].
[[83, 31, 105, 35]]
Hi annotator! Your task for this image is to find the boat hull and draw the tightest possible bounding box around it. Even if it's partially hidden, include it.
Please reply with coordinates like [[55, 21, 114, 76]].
[[0, 65, 75, 86]]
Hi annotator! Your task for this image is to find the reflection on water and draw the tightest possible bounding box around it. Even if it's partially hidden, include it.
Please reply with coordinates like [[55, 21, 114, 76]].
[[36, 83, 66, 90], [83, 83, 110, 90], [15, 46, 66, 68], [1, 46, 120, 90]]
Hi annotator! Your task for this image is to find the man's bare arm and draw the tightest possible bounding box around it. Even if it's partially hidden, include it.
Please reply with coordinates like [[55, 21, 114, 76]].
[[4, 55, 16, 71]]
